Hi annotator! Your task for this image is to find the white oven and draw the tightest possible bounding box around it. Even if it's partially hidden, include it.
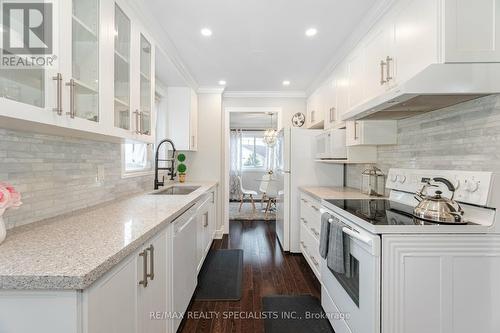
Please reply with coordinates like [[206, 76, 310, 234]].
[[315, 128, 347, 160], [320, 208, 381, 333]]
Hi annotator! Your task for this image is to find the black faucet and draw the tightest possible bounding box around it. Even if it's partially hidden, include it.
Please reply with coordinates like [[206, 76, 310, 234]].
[[154, 139, 177, 189]]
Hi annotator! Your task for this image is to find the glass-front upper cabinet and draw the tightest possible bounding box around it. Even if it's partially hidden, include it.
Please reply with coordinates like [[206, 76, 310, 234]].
[[114, 4, 131, 130], [139, 34, 152, 136], [70, 0, 99, 122]]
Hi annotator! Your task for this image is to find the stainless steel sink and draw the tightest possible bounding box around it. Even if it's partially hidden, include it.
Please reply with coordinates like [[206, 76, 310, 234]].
[[151, 186, 200, 195]]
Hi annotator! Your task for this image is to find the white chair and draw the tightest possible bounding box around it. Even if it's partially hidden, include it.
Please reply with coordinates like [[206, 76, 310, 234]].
[[264, 179, 279, 219], [237, 175, 257, 212], [258, 174, 272, 208]]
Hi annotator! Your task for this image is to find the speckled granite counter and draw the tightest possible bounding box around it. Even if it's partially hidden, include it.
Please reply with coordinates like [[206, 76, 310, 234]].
[[299, 186, 385, 201], [0, 182, 217, 290]]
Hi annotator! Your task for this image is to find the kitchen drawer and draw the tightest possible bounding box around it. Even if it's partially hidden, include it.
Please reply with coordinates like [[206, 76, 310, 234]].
[[300, 195, 322, 233], [321, 286, 353, 333], [300, 222, 321, 279]]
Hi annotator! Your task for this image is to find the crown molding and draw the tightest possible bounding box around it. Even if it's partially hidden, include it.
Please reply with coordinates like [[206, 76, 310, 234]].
[[125, 0, 199, 91], [305, 0, 397, 96], [197, 86, 226, 94], [223, 91, 307, 99]]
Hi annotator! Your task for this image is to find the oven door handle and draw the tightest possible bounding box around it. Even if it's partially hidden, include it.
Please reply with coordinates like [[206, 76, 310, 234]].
[[342, 227, 373, 247]]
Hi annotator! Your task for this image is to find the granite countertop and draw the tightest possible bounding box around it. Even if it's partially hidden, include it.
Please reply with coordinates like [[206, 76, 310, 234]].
[[299, 186, 386, 201], [0, 181, 217, 290]]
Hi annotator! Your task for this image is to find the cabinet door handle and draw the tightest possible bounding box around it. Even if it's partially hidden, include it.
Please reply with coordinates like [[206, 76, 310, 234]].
[[300, 217, 308, 224], [311, 256, 319, 266], [311, 228, 320, 237], [329, 107, 336, 123], [311, 205, 319, 211], [300, 241, 307, 249], [311, 110, 315, 123], [191, 135, 195, 149], [52, 73, 63, 115], [147, 245, 154, 281], [354, 121, 359, 140], [134, 110, 141, 134], [65, 79, 76, 118], [139, 249, 148, 287], [386, 56, 393, 82], [380, 60, 387, 85]]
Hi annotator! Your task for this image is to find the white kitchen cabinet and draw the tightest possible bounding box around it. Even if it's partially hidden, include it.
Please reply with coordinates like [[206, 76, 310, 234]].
[[306, 86, 324, 129], [196, 193, 216, 272], [299, 192, 322, 280], [0, 0, 155, 144], [382, 234, 500, 333], [137, 232, 167, 333], [167, 87, 198, 151], [335, 62, 349, 117], [390, 0, 439, 87], [85, 229, 168, 333], [85, 249, 138, 333], [444, 0, 500, 62], [363, 19, 393, 100], [323, 76, 342, 130], [346, 46, 366, 111], [345, 120, 397, 146]]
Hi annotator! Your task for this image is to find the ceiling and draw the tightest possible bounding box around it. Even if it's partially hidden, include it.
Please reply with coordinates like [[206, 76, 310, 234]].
[[230, 112, 277, 129], [149, 0, 380, 92]]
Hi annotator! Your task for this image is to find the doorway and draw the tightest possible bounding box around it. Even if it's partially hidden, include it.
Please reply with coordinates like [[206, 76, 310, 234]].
[[223, 107, 282, 234]]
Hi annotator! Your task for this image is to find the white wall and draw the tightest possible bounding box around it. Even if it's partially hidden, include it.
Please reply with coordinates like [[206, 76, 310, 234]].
[[223, 96, 306, 129], [183, 93, 224, 232]]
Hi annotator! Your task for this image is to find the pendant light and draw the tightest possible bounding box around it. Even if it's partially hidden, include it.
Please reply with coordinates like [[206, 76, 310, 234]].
[[264, 112, 277, 147]]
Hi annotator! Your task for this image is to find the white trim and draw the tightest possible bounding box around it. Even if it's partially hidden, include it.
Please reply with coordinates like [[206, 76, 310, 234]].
[[197, 86, 225, 94], [120, 142, 154, 179], [223, 91, 307, 98], [124, 0, 198, 91], [222, 106, 282, 234], [305, 0, 397, 96]]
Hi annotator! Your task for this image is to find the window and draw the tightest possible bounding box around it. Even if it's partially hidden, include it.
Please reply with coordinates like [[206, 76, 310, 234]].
[[241, 133, 268, 170], [122, 143, 153, 176]]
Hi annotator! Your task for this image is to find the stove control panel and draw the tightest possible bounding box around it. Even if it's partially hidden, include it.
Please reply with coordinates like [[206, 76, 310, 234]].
[[386, 168, 493, 207]]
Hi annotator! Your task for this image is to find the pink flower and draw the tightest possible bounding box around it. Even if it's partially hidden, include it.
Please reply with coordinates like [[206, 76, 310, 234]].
[[0, 183, 22, 211], [0, 188, 11, 210]]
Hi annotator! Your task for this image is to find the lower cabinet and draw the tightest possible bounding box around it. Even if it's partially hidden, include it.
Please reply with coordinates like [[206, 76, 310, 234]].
[[85, 228, 168, 333], [0, 189, 217, 333], [382, 234, 500, 333], [299, 193, 322, 279]]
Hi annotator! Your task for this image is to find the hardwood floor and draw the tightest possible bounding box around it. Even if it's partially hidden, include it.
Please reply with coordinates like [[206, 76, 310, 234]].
[[179, 220, 321, 333]]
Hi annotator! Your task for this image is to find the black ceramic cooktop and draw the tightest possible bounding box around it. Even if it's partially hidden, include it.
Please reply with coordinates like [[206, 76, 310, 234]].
[[325, 199, 476, 226]]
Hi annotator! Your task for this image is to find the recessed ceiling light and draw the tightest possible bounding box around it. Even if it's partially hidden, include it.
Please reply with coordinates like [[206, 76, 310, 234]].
[[282, 80, 291, 86], [201, 28, 212, 37], [218, 80, 226, 86], [305, 28, 318, 37]]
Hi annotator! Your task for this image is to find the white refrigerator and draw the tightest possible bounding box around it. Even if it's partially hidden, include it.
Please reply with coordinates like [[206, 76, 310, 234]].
[[275, 128, 344, 253]]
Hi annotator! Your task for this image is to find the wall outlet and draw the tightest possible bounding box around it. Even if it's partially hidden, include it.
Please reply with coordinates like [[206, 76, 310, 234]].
[[96, 165, 105, 183]]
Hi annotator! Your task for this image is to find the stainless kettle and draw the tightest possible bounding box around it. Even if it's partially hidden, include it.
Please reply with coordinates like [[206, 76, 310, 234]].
[[413, 177, 465, 224]]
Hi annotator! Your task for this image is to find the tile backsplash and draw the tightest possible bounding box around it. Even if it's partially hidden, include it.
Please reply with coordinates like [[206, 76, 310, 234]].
[[346, 95, 500, 190], [0, 129, 153, 229]]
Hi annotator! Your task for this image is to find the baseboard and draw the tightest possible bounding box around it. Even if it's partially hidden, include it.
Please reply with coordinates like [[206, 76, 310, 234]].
[[214, 229, 224, 239]]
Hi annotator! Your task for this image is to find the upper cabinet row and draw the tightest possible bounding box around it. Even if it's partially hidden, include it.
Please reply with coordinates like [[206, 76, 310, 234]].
[[0, 0, 156, 143], [307, 0, 500, 125]]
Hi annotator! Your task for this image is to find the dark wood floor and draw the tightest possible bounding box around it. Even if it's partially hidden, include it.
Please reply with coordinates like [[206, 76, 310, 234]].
[[179, 220, 321, 333]]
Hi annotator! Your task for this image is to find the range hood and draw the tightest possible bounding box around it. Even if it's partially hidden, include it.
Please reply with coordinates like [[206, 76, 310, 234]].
[[342, 63, 500, 121]]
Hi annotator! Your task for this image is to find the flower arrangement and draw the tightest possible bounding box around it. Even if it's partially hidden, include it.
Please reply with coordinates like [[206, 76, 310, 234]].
[[177, 153, 187, 183], [0, 183, 22, 244]]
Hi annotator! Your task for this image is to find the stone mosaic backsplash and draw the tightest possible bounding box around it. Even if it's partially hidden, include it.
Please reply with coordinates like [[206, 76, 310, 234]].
[[0, 129, 153, 229], [346, 95, 500, 190]]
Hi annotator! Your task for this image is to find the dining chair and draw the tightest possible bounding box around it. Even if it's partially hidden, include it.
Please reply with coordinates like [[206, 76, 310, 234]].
[[264, 179, 279, 219], [237, 175, 257, 212], [258, 173, 271, 208]]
